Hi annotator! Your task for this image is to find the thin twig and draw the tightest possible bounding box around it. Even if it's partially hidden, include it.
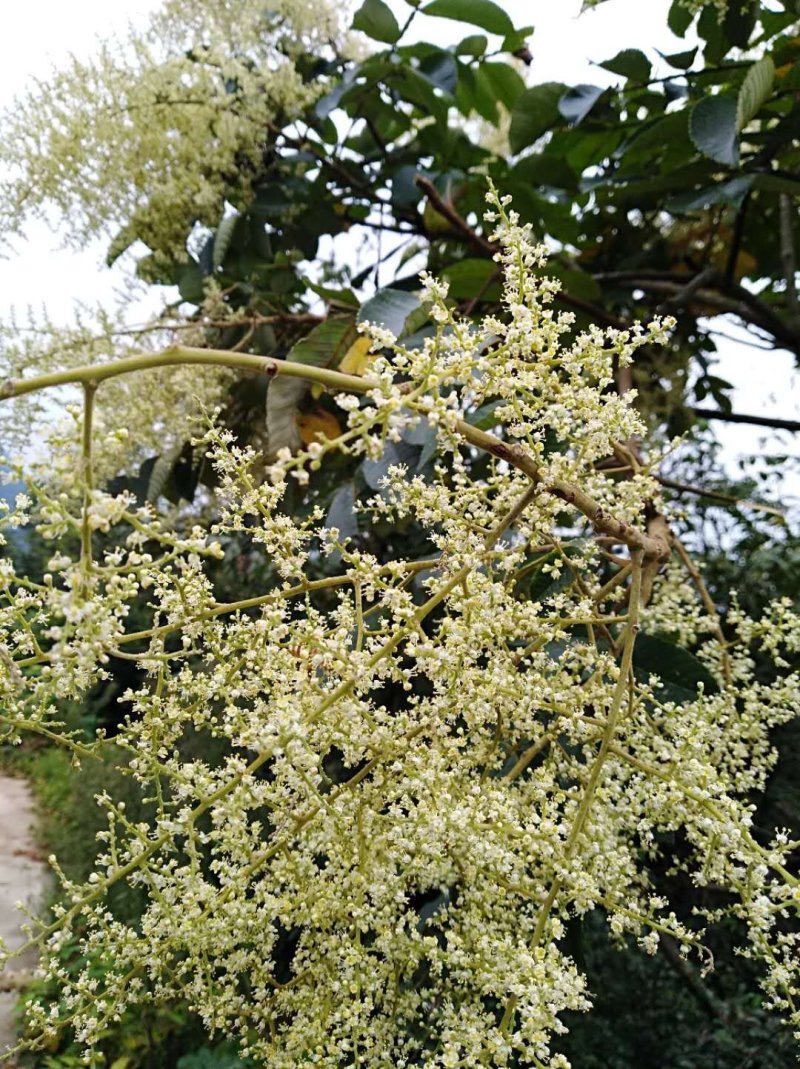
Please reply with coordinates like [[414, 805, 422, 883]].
[[690, 407, 800, 434], [779, 193, 799, 328]]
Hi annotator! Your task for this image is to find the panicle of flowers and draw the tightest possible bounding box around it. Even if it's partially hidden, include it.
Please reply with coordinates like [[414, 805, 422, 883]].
[[1, 186, 799, 1069], [0, 0, 350, 264]]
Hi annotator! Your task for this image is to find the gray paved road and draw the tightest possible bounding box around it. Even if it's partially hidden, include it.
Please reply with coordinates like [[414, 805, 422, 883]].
[[0, 775, 49, 1060]]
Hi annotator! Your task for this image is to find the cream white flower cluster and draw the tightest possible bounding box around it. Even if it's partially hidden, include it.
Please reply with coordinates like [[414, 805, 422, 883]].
[[1, 190, 798, 1068], [0, 0, 348, 263], [0, 296, 240, 483]]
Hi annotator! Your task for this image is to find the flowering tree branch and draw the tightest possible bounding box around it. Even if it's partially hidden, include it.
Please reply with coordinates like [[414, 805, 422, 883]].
[[0, 345, 671, 562], [0, 187, 797, 1069]]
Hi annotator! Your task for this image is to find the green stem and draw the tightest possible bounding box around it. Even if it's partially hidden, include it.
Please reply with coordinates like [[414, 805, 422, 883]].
[[81, 383, 97, 572], [502, 553, 644, 1037], [0, 344, 670, 562]]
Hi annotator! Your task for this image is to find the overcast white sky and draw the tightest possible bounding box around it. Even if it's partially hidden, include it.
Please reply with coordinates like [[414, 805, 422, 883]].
[[0, 0, 796, 501]]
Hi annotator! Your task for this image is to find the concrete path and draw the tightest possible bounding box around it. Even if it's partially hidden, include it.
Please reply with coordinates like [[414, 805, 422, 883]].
[[0, 774, 49, 1059]]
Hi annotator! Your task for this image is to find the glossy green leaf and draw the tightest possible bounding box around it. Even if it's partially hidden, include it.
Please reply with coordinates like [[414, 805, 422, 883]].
[[502, 26, 534, 53], [467, 399, 502, 430], [511, 153, 578, 192], [420, 49, 459, 95], [358, 288, 421, 339], [689, 94, 739, 166], [421, 0, 515, 36], [515, 544, 588, 603], [634, 633, 720, 699], [441, 258, 500, 301], [480, 61, 526, 111], [394, 66, 449, 125], [600, 48, 651, 83], [306, 281, 360, 309], [668, 174, 754, 212], [455, 33, 488, 56], [558, 84, 605, 125], [508, 82, 567, 153], [736, 56, 775, 131], [352, 0, 401, 43], [550, 267, 602, 303]]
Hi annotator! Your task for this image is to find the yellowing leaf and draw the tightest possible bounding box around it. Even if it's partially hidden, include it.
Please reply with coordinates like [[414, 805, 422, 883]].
[[731, 249, 757, 281], [339, 336, 376, 377], [110, 1058, 132, 1069], [297, 408, 342, 445], [423, 199, 455, 235]]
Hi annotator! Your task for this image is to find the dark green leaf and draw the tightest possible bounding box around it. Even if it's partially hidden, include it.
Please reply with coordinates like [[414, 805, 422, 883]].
[[667, 0, 694, 37], [549, 267, 602, 303], [467, 66, 501, 122], [634, 633, 720, 699], [306, 281, 360, 309], [441, 258, 501, 301], [558, 84, 605, 125], [480, 61, 526, 111], [394, 66, 449, 125], [362, 439, 420, 490], [502, 26, 534, 53], [325, 483, 358, 544], [667, 174, 754, 212], [723, 0, 756, 47], [600, 48, 651, 83], [508, 82, 567, 153], [754, 173, 800, 197], [689, 94, 739, 166], [421, 0, 515, 36], [511, 152, 578, 192], [391, 164, 427, 207], [362, 442, 401, 490], [664, 80, 689, 103], [697, 6, 727, 63], [515, 545, 587, 603], [352, 0, 401, 43], [358, 289, 421, 339], [177, 1045, 250, 1069], [455, 33, 488, 56], [314, 67, 359, 120], [467, 399, 502, 430], [420, 50, 459, 95], [177, 262, 205, 304], [659, 46, 698, 70]]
